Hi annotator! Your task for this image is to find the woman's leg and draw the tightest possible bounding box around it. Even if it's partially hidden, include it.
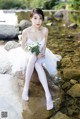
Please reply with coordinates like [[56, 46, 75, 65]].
[[22, 53, 37, 101], [35, 62, 53, 110]]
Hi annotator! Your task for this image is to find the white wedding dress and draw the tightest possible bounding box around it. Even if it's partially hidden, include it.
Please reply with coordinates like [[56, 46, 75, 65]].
[[7, 37, 62, 77]]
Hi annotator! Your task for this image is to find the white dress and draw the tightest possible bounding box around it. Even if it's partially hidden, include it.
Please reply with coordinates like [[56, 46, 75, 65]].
[[7, 37, 62, 77]]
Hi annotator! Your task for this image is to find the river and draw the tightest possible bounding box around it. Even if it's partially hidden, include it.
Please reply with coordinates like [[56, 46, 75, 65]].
[[0, 9, 80, 119]]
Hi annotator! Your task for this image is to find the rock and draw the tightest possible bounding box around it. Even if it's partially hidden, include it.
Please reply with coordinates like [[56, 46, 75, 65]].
[[18, 19, 31, 31], [21, 70, 62, 119], [67, 107, 77, 116], [4, 41, 20, 51], [51, 111, 72, 119], [61, 57, 71, 67], [68, 23, 78, 29], [0, 40, 5, 45], [0, 25, 19, 39], [0, 46, 11, 74], [62, 68, 80, 80], [62, 82, 71, 89], [70, 79, 77, 85], [67, 84, 80, 97], [22, 72, 54, 119], [54, 11, 63, 21]]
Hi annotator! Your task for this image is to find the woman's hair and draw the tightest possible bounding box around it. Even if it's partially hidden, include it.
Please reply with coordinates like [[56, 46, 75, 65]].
[[30, 8, 44, 21]]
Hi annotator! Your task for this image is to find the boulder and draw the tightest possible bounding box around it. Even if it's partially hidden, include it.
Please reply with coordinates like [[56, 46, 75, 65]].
[[62, 68, 80, 81], [0, 25, 19, 39], [18, 19, 31, 31], [4, 41, 20, 51], [67, 84, 80, 97], [51, 111, 72, 119]]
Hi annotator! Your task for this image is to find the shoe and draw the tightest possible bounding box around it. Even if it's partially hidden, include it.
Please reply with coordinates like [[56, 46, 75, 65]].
[[22, 92, 29, 101], [46, 99, 54, 110]]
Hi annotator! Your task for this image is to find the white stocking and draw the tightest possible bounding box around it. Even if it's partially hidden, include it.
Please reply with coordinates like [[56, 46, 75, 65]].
[[22, 53, 37, 100], [35, 62, 52, 100], [35, 62, 53, 110]]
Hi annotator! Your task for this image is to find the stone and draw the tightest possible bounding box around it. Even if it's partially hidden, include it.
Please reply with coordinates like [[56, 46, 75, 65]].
[[0, 25, 19, 39], [18, 19, 31, 31], [70, 79, 77, 85], [4, 41, 20, 51], [62, 82, 71, 89], [63, 68, 80, 80], [67, 84, 80, 97], [50, 111, 72, 119]]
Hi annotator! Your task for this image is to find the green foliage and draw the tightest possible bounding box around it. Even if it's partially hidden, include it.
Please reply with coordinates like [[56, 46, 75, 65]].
[[69, 12, 80, 25], [29, 0, 47, 9], [0, 0, 26, 9], [43, 0, 60, 9], [0, 0, 80, 10], [0, 0, 60, 9], [68, 0, 80, 10]]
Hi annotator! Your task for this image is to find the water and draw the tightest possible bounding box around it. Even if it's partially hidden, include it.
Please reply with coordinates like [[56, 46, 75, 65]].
[[0, 10, 80, 26], [0, 10, 18, 25]]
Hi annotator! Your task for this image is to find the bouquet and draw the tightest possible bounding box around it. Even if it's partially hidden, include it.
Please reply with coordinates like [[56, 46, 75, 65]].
[[25, 42, 40, 56]]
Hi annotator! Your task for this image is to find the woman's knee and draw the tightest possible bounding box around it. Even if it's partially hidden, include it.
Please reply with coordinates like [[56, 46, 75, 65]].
[[29, 54, 37, 63], [35, 62, 41, 69]]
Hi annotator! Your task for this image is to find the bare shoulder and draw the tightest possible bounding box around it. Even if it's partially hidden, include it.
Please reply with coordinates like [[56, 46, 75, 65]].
[[22, 27, 31, 34], [42, 27, 48, 34]]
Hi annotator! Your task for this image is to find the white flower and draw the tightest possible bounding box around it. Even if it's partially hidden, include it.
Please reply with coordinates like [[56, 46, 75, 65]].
[[25, 42, 40, 55]]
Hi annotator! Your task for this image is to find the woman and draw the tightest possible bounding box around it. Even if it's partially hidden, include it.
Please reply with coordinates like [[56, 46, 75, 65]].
[[21, 8, 54, 110], [7, 8, 61, 110]]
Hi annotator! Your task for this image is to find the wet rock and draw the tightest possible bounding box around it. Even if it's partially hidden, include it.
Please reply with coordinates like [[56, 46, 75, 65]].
[[66, 35, 74, 39], [70, 79, 77, 85], [21, 70, 62, 119], [54, 11, 63, 21], [61, 57, 71, 67], [22, 97, 53, 119], [68, 23, 78, 29], [67, 84, 80, 97], [4, 41, 20, 51], [50, 111, 72, 119], [22, 79, 54, 119], [18, 19, 31, 31], [67, 108, 76, 116], [0, 40, 5, 44], [62, 82, 71, 90], [62, 68, 80, 80], [0, 25, 19, 39]]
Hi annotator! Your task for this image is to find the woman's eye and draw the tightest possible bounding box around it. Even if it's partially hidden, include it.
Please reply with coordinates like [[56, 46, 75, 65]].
[[34, 17, 37, 19]]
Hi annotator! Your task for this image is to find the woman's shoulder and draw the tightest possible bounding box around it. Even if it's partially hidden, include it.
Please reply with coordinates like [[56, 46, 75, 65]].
[[41, 27, 48, 36], [42, 27, 48, 32], [22, 27, 31, 33]]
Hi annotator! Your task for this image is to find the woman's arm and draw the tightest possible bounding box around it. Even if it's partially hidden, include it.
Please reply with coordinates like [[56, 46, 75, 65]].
[[21, 29, 27, 50], [37, 28, 48, 59]]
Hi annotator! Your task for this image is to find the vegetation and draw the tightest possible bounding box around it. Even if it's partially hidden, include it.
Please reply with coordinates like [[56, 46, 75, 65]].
[[0, 0, 80, 10]]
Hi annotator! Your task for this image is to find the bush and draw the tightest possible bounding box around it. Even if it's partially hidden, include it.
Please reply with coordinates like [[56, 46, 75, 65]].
[[0, 0, 26, 9], [43, 0, 60, 9]]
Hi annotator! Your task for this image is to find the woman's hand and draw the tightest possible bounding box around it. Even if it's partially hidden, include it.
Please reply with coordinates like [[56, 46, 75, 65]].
[[37, 53, 45, 59]]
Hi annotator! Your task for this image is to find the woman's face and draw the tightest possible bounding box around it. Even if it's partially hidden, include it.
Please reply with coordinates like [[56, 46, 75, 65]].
[[30, 13, 43, 29]]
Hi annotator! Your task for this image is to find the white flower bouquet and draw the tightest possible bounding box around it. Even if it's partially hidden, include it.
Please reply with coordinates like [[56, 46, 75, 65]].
[[25, 42, 40, 56]]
